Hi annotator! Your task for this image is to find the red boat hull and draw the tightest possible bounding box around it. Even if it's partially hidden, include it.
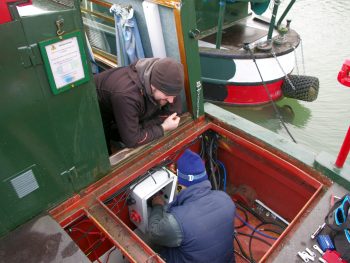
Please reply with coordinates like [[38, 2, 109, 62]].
[[225, 79, 284, 105]]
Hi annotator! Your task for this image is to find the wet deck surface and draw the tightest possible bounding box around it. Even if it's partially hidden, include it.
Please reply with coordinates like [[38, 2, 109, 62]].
[[201, 23, 267, 51], [198, 17, 300, 58], [0, 215, 90, 263]]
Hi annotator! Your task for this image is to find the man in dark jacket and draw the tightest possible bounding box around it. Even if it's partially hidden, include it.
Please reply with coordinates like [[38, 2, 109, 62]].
[[147, 149, 236, 263], [94, 58, 184, 154]]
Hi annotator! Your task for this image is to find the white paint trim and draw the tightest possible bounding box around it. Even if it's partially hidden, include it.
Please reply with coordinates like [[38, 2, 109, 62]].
[[229, 52, 295, 83]]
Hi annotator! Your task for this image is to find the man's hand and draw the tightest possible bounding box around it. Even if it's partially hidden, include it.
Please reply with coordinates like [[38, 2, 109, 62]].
[[161, 113, 180, 132], [152, 194, 165, 207]]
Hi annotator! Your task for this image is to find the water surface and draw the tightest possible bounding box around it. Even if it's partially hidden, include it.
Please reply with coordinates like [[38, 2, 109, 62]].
[[223, 0, 350, 166]]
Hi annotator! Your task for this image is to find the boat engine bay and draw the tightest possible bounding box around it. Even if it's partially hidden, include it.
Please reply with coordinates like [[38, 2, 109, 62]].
[[49, 117, 340, 262]]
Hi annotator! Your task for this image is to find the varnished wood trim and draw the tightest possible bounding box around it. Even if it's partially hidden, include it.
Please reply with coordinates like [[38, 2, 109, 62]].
[[87, 0, 111, 8], [143, 0, 181, 9], [173, 5, 193, 115], [81, 7, 114, 24], [94, 53, 118, 68], [87, 0, 181, 9]]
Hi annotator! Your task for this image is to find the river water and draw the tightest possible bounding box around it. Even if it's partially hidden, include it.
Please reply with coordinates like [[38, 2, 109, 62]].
[[222, 0, 350, 166]]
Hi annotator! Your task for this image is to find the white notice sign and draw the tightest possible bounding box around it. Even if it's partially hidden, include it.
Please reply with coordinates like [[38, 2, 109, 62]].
[[45, 37, 85, 89]]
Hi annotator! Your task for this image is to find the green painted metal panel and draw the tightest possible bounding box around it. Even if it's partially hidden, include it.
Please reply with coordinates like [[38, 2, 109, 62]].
[[195, 1, 248, 36], [0, 208, 8, 237], [19, 3, 111, 191], [0, 1, 110, 236], [0, 20, 74, 235], [181, 0, 204, 118], [200, 55, 236, 80]]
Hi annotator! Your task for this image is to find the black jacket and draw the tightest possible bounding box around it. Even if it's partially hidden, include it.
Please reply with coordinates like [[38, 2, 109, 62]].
[[94, 62, 181, 148]]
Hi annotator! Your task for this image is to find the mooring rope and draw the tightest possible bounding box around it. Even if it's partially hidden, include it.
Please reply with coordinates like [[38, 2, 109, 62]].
[[244, 44, 297, 143], [271, 51, 296, 90], [300, 38, 306, 74], [292, 46, 300, 76]]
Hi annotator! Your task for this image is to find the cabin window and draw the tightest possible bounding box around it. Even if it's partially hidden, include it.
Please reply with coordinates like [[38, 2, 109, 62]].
[[80, 0, 181, 70]]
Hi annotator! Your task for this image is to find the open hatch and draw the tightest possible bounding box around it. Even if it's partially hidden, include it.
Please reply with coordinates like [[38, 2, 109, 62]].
[[51, 112, 330, 262]]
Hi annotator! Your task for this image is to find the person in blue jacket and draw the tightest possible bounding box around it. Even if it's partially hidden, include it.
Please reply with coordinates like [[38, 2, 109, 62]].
[[147, 149, 236, 262]]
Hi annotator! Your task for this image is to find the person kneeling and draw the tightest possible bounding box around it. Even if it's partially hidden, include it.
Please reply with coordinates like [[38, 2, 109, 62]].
[[147, 149, 236, 263]]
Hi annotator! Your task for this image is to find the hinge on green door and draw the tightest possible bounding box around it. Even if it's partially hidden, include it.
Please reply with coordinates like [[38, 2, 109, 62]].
[[18, 44, 43, 68]]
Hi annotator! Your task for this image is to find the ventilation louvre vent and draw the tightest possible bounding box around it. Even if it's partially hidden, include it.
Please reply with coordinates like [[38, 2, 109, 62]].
[[10, 169, 39, 198]]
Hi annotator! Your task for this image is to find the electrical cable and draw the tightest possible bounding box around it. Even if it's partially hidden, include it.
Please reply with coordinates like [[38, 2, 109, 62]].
[[68, 223, 100, 244], [104, 171, 149, 204], [236, 202, 286, 230], [234, 201, 285, 262], [234, 234, 250, 260], [66, 218, 106, 261], [236, 202, 266, 223], [70, 227, 102, 236], [236, 231, 273, 246], [248, 222, 280, 262], [109, 188, 131, 212], [235, 207, 249, 229], [209, 158, 221, 189], [200, 135, 205, 158], [236, 213, 277, 240], [209, 137, 218, 189], [234, 249, 251, 262], [217, 160, 227, 192], [85, 237, 106, 256], [244, 44, 297, 144]]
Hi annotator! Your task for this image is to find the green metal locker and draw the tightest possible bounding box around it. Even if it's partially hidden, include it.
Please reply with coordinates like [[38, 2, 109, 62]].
[[0, 0, 110, 236]]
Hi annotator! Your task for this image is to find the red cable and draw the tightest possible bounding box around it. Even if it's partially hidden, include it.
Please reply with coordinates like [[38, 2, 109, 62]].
[[83, 237, 105, 254], [70, 227, 102, 235]]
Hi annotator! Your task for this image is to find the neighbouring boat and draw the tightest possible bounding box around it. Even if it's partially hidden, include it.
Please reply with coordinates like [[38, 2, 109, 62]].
[[196, 0, 320, 105], [0, 1, 349, 263]]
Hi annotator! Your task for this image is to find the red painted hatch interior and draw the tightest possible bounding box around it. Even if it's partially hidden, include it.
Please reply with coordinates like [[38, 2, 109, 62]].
[[52, 123, 325, 262]]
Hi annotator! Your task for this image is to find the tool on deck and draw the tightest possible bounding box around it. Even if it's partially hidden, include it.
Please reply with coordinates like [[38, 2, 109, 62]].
[[305, 247, 316, 258], [330, 195, 341, 208], [311, 223, 326, 239], [313, 244, 324, 255], [316, 235, 335, 252], [322, 250, 347, 263], [298, 251, 314, 262]]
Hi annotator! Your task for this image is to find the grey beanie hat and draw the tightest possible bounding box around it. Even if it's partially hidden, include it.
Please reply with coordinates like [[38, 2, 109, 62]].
[[150, 58, 184, 96]]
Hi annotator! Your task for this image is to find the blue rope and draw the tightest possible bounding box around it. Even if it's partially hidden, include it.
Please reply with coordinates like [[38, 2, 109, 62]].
[[236, 213, 277, 240]]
